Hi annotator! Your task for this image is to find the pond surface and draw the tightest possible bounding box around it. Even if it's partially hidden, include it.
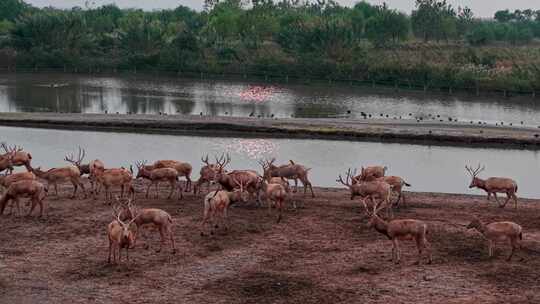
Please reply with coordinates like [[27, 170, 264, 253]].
[[1, 72, 539, 126], [2, 126, 539, 198]]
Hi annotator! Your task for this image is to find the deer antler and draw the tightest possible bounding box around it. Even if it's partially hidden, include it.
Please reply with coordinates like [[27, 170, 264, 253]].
[[201, 154, 210, 166], [216, 153, 231, 170], [465, 164, 485, 178], [336, 168, 354, 187]]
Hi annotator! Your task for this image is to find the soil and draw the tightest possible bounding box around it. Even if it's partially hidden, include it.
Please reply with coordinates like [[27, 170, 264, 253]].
[[1, 112, 540, 149], [1, 180, 539, 304]]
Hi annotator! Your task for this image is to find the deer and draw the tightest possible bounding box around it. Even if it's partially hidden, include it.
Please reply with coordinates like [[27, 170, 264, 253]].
[[149, 160, 192, 192], [1, 143, 32, 172], [32, 165, 87, 199], [64, 147, 105, 194], [135, 161, 182, 200], [0, 171, 36, 190], [0, 180, 47, 217], [356, 165, 387, 182], [467, 217, 522, 261], [94, 168, 135, 202], [356, 175, 411, 207], [259, 158, 314, 197], [200, 178, 248, 236], [0, 149, 14, 174], [194, 154, 229, 195], [261, 180, 288, 223], [361, 198, 433, 265], [465, 164, 518, 209], [116, 198, 176, 253], [337, 168, 393, 218], [107, 205, 140, 264]]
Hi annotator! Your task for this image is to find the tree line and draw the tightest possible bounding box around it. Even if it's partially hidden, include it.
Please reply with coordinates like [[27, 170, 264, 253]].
[[1, 0, 540, 92]]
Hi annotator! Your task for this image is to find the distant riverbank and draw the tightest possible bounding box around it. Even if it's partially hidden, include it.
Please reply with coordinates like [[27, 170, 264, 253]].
[[1, 112, 540, 149]]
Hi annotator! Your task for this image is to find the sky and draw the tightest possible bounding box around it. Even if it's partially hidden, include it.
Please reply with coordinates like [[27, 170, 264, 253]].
[[24, 0, 540, 18]]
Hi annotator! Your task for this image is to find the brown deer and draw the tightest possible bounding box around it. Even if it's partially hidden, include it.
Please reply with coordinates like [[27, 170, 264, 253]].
[[357, 165, 387, 181], [201, 179, 248, 236], [94, 168, 135, 202], [0, 180, 47, 217], [107, 205, 140, 264], [64, 147, 105, 194], [135, 161, 182, 200], [337, 168, 393, 218], [0, 171, 36, 189], [0, 149, 14, 174], [362, 199, 432, 265], [32, 165, 87, 199], [466, 164, 518, 209], [150, 160, 192, 192], [356, 175, 411, 206], [467, 217, 522, 261], [117, 198, 176, 253], [194, 154, 229, 195], [259, 158, 314, 197], [1, 143, 32, 172], [262, 180, 288, 223]]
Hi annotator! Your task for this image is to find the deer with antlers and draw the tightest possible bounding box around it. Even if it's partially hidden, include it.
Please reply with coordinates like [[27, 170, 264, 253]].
[[32, 164, 87, 199], [337, 168, 393, 218], [0, 180, 47, 217], [116, 197, 176, 253], [64, 147, 105, 194], [465, 164, 518, 209], [135, 161, 182, 200], [108, 204, 140, 264], [259, 158, 314, 197], [356, 175, 411, 207], [149, 160, 192, 192], [1, 143, 32, 172], [361, 198, 432, 265], [194, 154, 229, 195], [201, 178, 248, 236], [94, 167, 135, 202]]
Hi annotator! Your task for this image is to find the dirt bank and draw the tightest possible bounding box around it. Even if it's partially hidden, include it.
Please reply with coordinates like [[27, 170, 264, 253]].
[[1, 181, 540, 303], [1, 112, 540, 149]]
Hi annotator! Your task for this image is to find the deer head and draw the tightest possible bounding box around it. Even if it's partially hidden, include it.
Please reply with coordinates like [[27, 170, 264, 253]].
[[64, 146, 86, 168], [465, 164, 485, 189], [135, 160, 148, 179]]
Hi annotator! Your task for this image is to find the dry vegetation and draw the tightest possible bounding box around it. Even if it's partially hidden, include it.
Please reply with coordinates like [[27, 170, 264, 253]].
[[1, 180, 540, 303]]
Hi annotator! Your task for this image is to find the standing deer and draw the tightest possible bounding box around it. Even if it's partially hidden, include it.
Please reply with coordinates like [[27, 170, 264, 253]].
[[1, 143, 32, 172], [356, 175, 411, 206], [467, 217, 522, 261], [337, 168, 393, 217], [262, 180, 288, 223], [107, 205, 140, 264], [194, 154, 229, 195], [94, 168, 135, 202], [64, 147, 105, 194], [0, 171, 36, 189], [150, 160, 192, 192], [201, 178, 248, 236], [357, 165, 387, 181], [0, 149, 14, 174], [0, 180, 47, 217], [32, 165, 87, 199], [466, 164, 518, 209], [135, 161, 182, 200], [259, 158, 314, 197], [362, 199, 432, 265], [117, 198, 176, 253]]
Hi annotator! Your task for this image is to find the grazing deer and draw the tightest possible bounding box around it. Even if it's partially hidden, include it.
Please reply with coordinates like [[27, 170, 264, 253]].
[[107, 205, 140, 264], [32, 165, 87, 199], [465, 164, 518, 209], [201, 179, 248, 236], [151, 160, 192, 192], [135, 161, 182, 200], [215, 169, 262, 204], [259, 158, 314, 197], [117, 198, 176, 253], [357, 165, 387, 182], [1, 143, 32, 172], [357, 175, 411, 206], [0, 180, 47, 217], [362, 199, 432, 265], [467, 217, 522, 261], [194, 154, 229, 195], [94, 168, 135, 202], [64, 147, 105, 194], [262, 180, 287, 223], [337, 168, 393, 217]]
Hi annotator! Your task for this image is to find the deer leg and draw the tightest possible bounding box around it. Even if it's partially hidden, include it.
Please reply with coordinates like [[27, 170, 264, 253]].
[[277, 199, 283, 223], [38, 197, 44, 217], [145, 182, 152, 198], [185, 176, 192, 192], [500, 193, 511, 208], [155, 181, 160, 199], [167, 181, 174, 199], [167, 225, 176, 254], [70, 180, 78, 199], [488, 241, 493, 258], [293, 178, 298, 193], [157, 227, 166, 253], [78, 179, 87, 198], [54, 183, 58, 196], [508, 238, 517, 261], [108, 241, 112, 264], [513, 193, 518, 210]]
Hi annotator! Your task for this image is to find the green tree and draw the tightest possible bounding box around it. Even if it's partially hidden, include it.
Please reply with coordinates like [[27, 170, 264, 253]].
[[365, 4, 410, 46], [411, 0, 457, 42]]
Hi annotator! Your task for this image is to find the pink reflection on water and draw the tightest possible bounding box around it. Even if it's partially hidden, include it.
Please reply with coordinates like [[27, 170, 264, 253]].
[[215, 139, 278, 159], [238, 85, 277, 103]]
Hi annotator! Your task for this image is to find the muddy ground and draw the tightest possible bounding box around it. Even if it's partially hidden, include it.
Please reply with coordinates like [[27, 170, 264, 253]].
[[1, 181, 540, 304]]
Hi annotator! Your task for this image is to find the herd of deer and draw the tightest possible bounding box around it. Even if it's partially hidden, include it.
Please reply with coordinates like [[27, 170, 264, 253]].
[[0, 142, 525, 264]]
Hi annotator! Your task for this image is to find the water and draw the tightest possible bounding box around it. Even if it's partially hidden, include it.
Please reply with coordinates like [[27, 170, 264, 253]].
[[1, 72, 539, 126], [2, 126, 539, 198]]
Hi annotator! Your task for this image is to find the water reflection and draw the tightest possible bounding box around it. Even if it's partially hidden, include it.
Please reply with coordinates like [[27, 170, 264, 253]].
[[1, 72, 540, 126]]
